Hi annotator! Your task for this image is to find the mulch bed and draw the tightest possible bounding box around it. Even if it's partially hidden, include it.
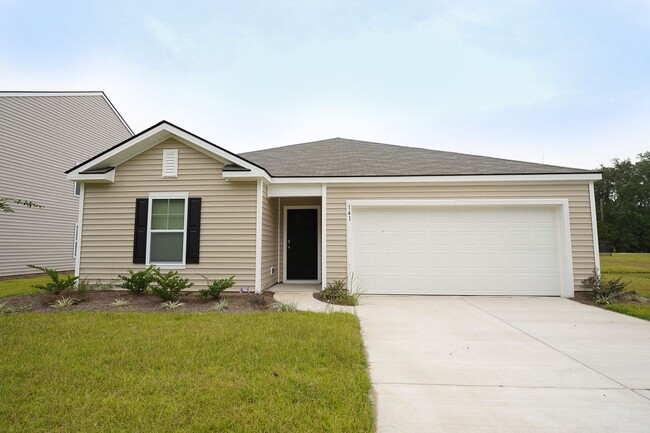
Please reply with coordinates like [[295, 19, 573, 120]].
[[571, 290, 649, 307], [2, 290, 276, 313]]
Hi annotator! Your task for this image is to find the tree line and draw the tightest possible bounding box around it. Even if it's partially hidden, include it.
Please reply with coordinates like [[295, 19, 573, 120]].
[[594, 152, 650, 252]]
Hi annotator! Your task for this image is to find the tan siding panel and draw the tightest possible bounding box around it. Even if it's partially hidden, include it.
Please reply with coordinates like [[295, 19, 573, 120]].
[[80, 138, 257, 290], [326, 182, 595, 289], [261, 183, 279, 289]]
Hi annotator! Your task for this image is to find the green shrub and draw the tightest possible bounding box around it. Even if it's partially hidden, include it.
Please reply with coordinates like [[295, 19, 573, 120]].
[[27, 265, 78, 294], [322, 279, 360, 306], [149, 268, 193, 301], [249, 293, 268, 306], [118, 266, 156, 295], [582, 268, 632, 304], [199, 276, 235, 299]]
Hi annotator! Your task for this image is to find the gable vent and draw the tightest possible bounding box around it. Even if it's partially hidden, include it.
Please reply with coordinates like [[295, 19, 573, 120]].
[[162, 149, 178, 178]]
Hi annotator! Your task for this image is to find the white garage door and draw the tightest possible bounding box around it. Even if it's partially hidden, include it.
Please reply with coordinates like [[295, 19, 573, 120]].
[[351, 205, 563, 296]]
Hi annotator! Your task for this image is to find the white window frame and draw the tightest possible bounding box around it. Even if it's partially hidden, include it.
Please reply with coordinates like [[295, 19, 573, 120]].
[[73, 181, 81, 197], [146, 192, 189, 269]]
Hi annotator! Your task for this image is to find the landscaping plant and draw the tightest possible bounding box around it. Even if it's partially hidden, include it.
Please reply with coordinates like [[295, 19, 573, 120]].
[[149, 268, 193, 301], [199, 275, 235, 299], [581, 268, 633, 304], [27, 264, 78, 294], [271, 301, 298, 312], [118, 266, 156, 295], [161, 300, 184, 310], [212, 299, 229, 312], [111, 298, 129, 307], [322, 279, 361, 306], [50, 297, 77, 309]]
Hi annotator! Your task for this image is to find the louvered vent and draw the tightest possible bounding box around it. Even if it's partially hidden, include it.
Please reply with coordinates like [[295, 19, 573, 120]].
[[162, 149, 178, 178]]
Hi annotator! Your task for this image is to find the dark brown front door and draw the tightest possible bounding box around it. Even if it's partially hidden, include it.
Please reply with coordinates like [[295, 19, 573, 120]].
[[286, 209, 318, 280]]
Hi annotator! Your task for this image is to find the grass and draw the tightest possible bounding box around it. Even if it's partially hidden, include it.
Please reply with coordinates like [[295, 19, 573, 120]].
[[605, 303, 650, 321], [0, 312, 373, 433], [0, 275, 48, 299], [599, 253, 650, 320]]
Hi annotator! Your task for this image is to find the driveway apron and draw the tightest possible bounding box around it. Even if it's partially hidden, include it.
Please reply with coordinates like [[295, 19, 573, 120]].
[[356, 296, 650, 433]]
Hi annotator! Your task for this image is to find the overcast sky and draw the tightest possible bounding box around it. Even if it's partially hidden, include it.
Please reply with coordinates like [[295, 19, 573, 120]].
[[2, 0, 649, 169]]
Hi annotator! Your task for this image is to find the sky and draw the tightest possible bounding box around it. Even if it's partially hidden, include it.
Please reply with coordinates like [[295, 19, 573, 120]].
[[1, 0, 650, 169]]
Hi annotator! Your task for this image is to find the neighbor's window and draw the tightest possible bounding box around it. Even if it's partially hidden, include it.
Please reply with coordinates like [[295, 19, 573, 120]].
[[73, 182, 81, 197], [148, 197, 186, 264]]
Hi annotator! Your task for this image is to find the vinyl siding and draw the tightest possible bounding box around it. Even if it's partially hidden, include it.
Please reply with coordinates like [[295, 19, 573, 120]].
[[261, 182, 279, 289], [0, 94, 132, 277], [277, 197, 322, 282], [80, 138, 257, 290], [325, 182, 596, 289]]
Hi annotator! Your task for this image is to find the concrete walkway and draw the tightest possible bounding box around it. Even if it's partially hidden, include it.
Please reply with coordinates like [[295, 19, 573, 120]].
[[272, 287, 355, 313], [356, 296, 650, 433]]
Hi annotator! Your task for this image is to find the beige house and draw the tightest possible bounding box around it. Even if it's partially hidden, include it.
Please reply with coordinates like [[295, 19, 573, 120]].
[[0, 92, 132, 277], [67, 121, 601, 297]]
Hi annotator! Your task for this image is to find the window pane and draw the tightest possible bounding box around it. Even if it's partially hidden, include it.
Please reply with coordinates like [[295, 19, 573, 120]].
[[168, 199, 185, 214], [168, 215, 184, 229], [152, 199, 169, 215], [150, 232, 183, 263], [151, 215, 167, 230]]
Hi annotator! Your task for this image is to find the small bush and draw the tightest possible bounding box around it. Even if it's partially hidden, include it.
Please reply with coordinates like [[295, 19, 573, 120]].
[[212, 299, 229, 312], [111, 298, 129, 307], [249, 293, 267, 306], [321, 279, 360, 306], [27, 265, 78, 295], [149, 268, 193, 301], [271, 301, 297, 312], [199, 276, 235, 299], [118, 266, 156, 295], [582, 268, 632, 304], [50, 297, 77, 309], [161, 300, 184, 310]]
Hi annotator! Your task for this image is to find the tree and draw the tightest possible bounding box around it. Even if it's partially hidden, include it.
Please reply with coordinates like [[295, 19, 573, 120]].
[[0, 197, 43, 213], [594, 152, 650, 252]]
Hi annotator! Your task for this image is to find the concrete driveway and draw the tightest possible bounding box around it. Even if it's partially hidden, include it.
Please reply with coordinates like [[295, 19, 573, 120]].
[[356, 296, 650, 433]]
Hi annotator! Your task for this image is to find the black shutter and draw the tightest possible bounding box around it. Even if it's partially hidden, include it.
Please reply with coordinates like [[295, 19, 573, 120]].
[[186, 197, 201, 264], [133, 198, 148, 264]]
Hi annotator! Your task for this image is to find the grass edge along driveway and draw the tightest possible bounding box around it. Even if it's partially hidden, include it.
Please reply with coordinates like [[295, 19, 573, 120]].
[[0, 312, 374, 433], [600, 253, 650, 321]]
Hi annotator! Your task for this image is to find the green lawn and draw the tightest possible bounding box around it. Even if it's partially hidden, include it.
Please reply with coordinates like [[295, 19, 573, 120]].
[[0, 275, 48, 299], [0, 312, 374, 433], [600, 253, 650, 320]]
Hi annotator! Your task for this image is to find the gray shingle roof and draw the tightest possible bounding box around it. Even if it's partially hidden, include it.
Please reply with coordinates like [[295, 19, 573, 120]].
[[238, 138, 593, 177]]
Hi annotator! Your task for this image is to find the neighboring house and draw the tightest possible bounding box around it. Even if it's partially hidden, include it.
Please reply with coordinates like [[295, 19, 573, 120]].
[[66, 121, 601, 297], [0, 92, 133, 277]]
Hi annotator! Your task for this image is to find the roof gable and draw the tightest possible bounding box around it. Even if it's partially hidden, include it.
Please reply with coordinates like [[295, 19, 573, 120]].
[[66, 121, 269, 181], [239, 138, 596, 178]]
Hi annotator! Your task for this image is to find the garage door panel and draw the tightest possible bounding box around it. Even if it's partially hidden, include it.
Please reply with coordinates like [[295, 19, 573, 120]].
[[352, 205, 563, 296]]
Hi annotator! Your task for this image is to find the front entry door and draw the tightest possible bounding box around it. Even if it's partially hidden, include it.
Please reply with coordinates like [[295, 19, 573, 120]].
[[286, 209, 318, 280]]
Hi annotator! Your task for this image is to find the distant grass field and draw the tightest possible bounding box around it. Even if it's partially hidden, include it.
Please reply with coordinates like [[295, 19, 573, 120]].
[[0, 275, 48, 299], [600, 253, 650, 320]]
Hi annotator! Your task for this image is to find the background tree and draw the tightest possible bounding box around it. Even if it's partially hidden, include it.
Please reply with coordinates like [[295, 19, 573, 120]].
[[595, 152, 650, 252], [0, 197, 43, 213]]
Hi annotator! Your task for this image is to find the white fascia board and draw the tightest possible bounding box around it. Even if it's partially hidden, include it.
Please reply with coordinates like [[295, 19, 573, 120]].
[[266, 173, 602, 184], [347, 198, 570, 207], [66, 170, 115, 183], [67, 122, 269, 181], [268, 183, 322, 197]]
